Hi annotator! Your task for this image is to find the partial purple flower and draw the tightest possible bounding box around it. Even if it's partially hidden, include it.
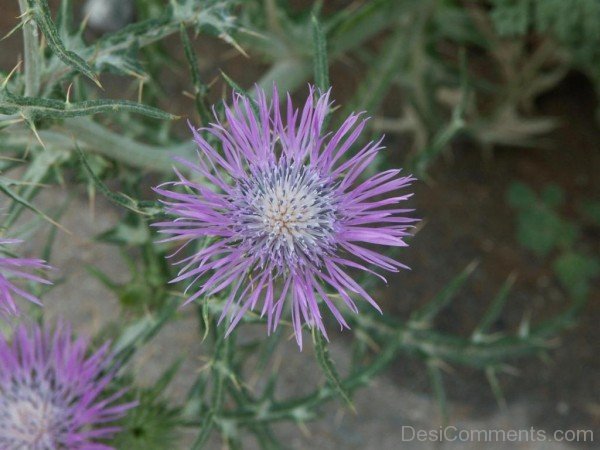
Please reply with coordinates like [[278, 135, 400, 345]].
[[0, 238, 52, 317], [154, 86, 416, 348], [0, 322, 135, 450]]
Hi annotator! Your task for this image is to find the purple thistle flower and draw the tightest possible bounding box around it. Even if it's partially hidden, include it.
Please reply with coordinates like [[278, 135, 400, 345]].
[[0, 322, 135, 450], [0, 238, 52, 317], [154, 86, 416, 348]]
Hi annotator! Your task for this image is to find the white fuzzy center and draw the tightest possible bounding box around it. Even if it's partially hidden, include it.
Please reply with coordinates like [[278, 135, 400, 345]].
[[235, 163, 338, 268], [0, 386, 63, 450]]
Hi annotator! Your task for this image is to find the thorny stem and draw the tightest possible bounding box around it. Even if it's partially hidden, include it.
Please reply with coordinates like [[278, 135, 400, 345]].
[[192, 324, 233, 449], [18, 0, 41, 97], [180, 306, 566, 428]]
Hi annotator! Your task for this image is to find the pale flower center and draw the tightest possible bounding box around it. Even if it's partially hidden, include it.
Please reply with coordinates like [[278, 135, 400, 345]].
[[0, 385, 63, 450], [235, 162, 338, 268]]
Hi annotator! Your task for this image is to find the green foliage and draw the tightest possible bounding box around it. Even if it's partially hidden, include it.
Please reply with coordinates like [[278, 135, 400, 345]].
[[0, 89, 176, 121], [312, 328, 354, 409], [508, 181, 599, 301], [411, 261, 478, 326], [554, 252, 600, 299], [491, 0, 600, 46], [491, 0, 600, 79], [113, 366, 182, 450], [580, 200, 600, 226], [490, 0, 531, 35], [311, 14, 329, 92], [0, 1, 596, 447], [507, 182, 574, 257], [26, 0, 101, 86]]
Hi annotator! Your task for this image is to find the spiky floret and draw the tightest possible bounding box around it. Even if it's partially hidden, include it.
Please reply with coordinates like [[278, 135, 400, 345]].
[[0, 323, 135, 449], [154, 86, 416, 348], [0, 238, 52, 317]]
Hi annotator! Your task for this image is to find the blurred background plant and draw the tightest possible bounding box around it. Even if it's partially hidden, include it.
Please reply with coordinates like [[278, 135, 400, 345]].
[[0, 0, 597, 448], [507, 181, 599, 302]]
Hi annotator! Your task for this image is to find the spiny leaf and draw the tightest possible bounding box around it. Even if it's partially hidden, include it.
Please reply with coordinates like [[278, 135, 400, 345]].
[[0, 89, 177, 120], [0, 177, 69, 234], [27, 0, 101, 87], [411, 261, 478, 326], [77, 147, 163, 216], [180, 24, 212, 125], [90, 0, 238, 74], [220, 70, 249, 96], [220, 70, 260, 116], [2, 148, 69, 230], [192, 327, 230, 450]]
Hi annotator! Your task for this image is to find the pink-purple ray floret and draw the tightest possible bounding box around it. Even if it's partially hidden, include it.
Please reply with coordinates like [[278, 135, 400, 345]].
[[0, 238, 52, 317], [154, 86, 417, 348], [0, 323, 135, 450]]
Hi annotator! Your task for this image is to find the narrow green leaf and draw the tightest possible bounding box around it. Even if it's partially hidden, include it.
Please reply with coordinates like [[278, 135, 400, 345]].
[[411, 260, 478, 326], [183, 374, 208, 419], [77, 146, 162, 216], [221, 71, 259, 116], [198, 299, 211, 342], [3, 148, 69, 230], [112, 298, 179, 366], [411, 48, 469, 176], [27, 0, 101, 86], [0, 89, 176, 120], [85, 265, 119, 291], [312, 328, 354, 410], [427, 360, 448, 424], [472, 274, 516, 341], [192, 410, 215, 450], [192, 327, 230, 449], [154, 358, 184, 393], [341, 24, 406, 118], [311, 14, 329, 92], [41, 196, 69, 262], [180, 24, 212, 125], [0, 177, 68, 233], [220, 71, 251, 98]]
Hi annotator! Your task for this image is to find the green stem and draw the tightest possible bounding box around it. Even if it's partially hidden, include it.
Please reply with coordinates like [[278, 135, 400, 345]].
[[63, 118, 196, 172], [5, 119, 196, 173], [255, 0, 404, 94], [192, 325, 232, 449], [217, 312, 563, 425], [19, 0, 41, 97], [223, 335, 402, 424]]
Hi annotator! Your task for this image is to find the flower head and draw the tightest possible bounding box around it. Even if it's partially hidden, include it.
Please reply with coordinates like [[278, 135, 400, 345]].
[[0, 238, 52, 317], [154, 86, 416, 347], [0, 323, 135, 449]]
